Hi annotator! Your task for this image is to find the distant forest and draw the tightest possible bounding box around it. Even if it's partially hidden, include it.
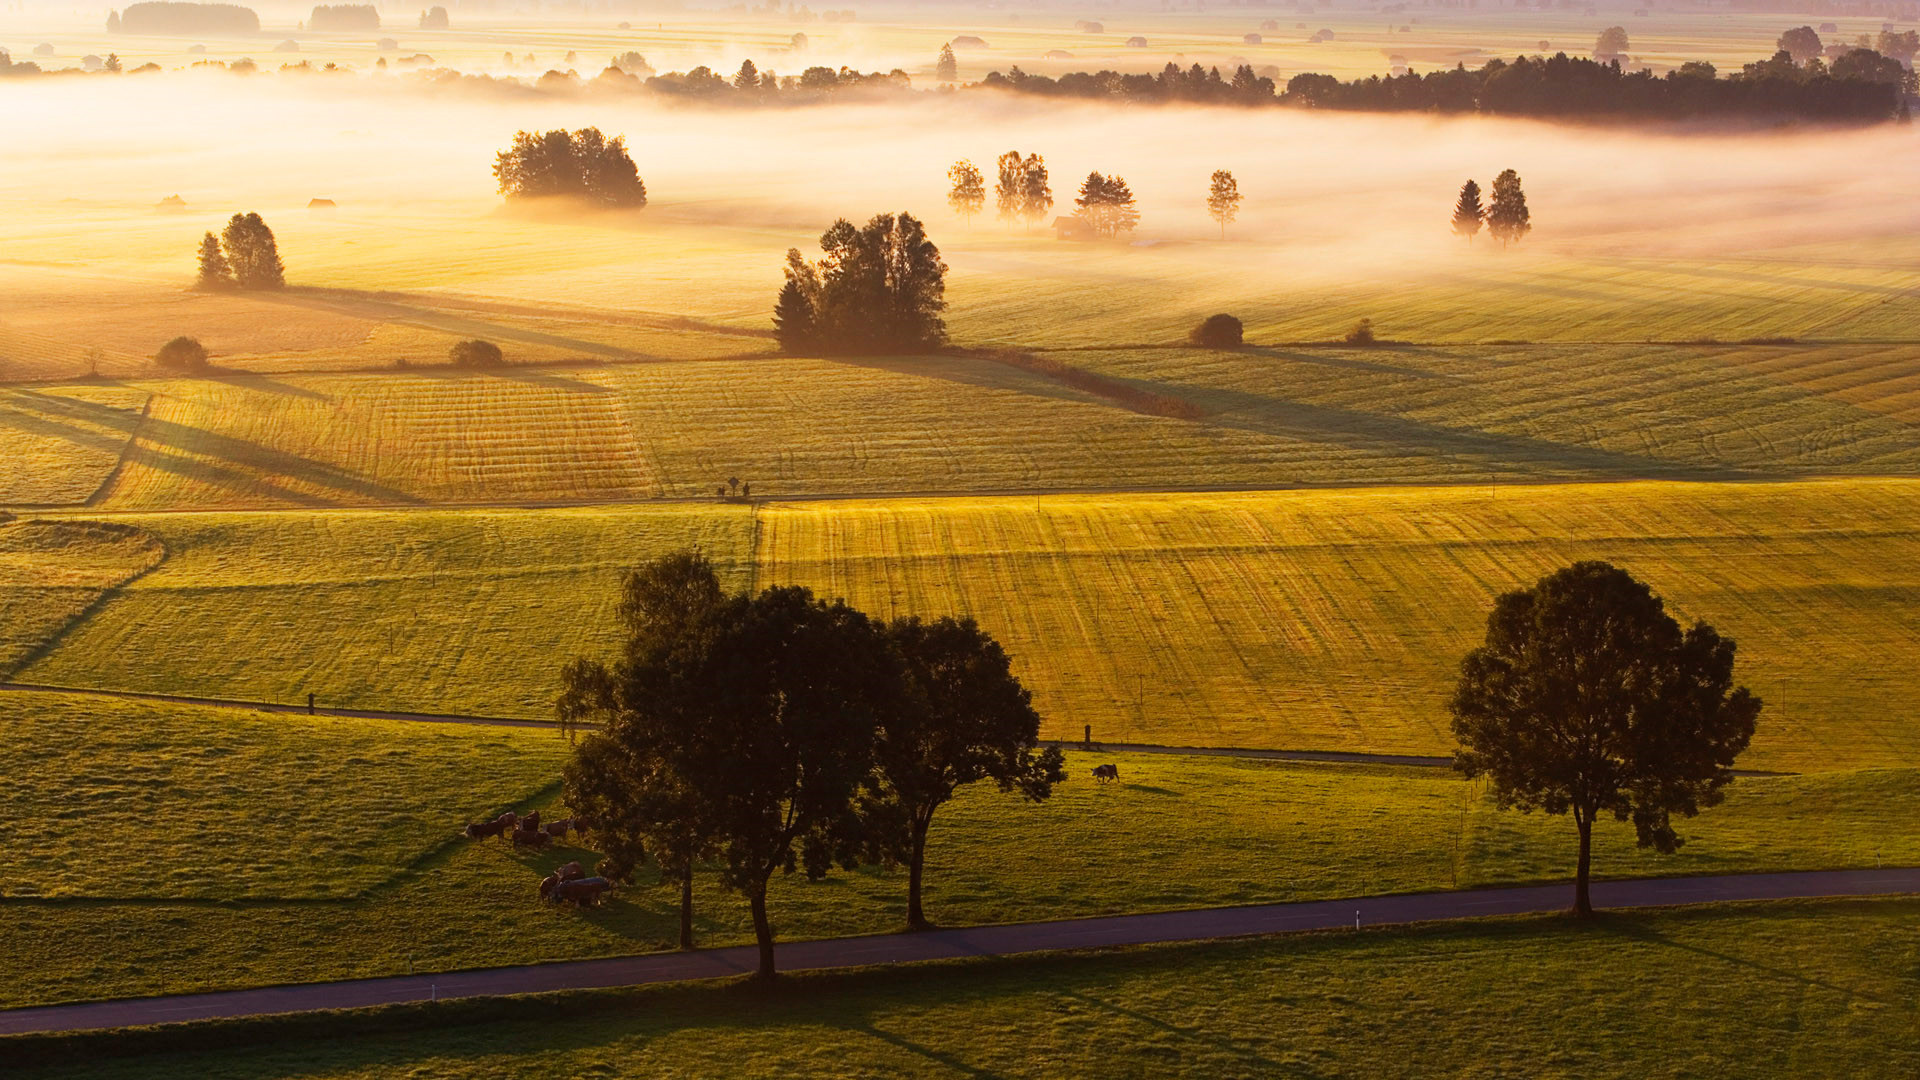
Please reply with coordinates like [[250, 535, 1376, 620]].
[[984, 51, 1910, 121], [114, 2, 259, 34]]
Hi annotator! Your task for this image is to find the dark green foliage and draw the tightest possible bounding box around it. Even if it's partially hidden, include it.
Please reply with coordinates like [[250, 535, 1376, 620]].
[[194, 231, 232, 290], [118, 2, 259, 34], [1072, 171, 1139, 238], [1486, 169, 1529, 248], [773, 213, 947, 356], [309, 4, 378, 30], [448, 339, 504, 368], [1451, 179, 1483, 242], [1451, 561, 1761, 916], [154, 336, 208, 372], [493, 128, 647, 209], [1189, 314, 1243, 348], [218, 212, 283, 290], [856, 616, 1064, 929]]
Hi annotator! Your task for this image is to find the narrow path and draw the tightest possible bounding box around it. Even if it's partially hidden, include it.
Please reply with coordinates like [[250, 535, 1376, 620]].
[[2, 868, 1911, 1037]]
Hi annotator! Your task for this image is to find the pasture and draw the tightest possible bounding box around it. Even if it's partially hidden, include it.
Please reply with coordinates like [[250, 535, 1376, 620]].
[[0, 517, 162, 674], [2, 691, 1914, 1008], [15, 898, 1918, 1079]]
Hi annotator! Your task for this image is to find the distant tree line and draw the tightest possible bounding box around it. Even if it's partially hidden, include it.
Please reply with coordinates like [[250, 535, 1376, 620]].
[[418, 5, 448, 29], [494, 128, 647, 208], [980, 50, 1911, 121], [559, 552, 1064, 973], [195, 212, 284, 291], [111, 2, 259, 34], [776, 213, 948, 355], [309, 4, 379, 31]]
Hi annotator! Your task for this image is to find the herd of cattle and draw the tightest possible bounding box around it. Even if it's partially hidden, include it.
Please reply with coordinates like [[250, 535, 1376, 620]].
[[461, 809, 611, 907]]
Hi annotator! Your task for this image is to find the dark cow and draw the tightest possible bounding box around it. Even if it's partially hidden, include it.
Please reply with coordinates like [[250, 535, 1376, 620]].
[[553, 861, 586, 882], [511, 824, 550, 850], [462, 816, 507, 840], [1091, 763, 1119, 783], [543, 818, 574, 839], [550, 877, 612, 907]]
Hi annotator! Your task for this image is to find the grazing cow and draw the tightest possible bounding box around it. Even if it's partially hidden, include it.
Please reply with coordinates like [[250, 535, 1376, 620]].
[[491, 811, 518, 836], [462, 816, 507, 840], [511, 824, 550, 850], [544, 818, 573, 839], [1092, 763, 1119, 783], [522, 810, 541, 832], [553, 861, 586, 882], [550, 877, 611, 907]]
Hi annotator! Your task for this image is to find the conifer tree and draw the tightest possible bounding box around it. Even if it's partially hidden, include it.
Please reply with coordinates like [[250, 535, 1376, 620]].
[[1451, 179, 1484, 243], [195, 231, 233, 289], [936, 43, 957, 82], [1206, 169, 1241, 239], [773, 249, 819, 354], [947, 160, 985, 227], [1486, 169, 1531, 248], [733, 58, 759, 90]]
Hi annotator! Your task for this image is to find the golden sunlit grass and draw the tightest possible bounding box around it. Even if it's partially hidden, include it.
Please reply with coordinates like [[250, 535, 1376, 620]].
[[757, 480, 1920, 770], [0, 386, 147, 504], [0, 518, 163, 674], [2, 691, 1913, 1008]]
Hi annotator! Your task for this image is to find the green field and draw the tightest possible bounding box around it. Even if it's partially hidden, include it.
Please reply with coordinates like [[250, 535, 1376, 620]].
[[16, 898, 1918, 1079], [0, 518, 163, 674], [4, 690, 1914, 1008], [13, 478, 1920, 768]]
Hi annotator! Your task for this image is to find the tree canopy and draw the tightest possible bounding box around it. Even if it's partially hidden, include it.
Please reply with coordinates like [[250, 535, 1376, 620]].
[[1450, 561, 1760, 916], [219, 212, 283, 290], [1205, 169, 1241, 238], [155, 335, 208, 372], [774, 212, 947, 355], [1073, 171, 1139, 238], [947, 160, 985, 226], [994, 151, 1052, 230], [1450, 179, 1484, 242], [1486, 169, 1530, 248], [493, 128, 648, 208]]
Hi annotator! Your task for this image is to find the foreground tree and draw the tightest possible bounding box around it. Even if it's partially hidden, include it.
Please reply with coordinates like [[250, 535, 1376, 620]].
[[1074, 172, 1140, 238], [858, 616, 1064, 929], [1450, 561, 1760, 917], [493, 128, 647, 208], [1450, 179, 1484, 243], [1205, 169, 1241, 239], [220, 212, 284, 289], [947, 160, 985, 228], [559, 552, 727, 949], [773, 212, 947, 355], [195, 231, 233, 289], [1486, 169, 1530, 248]]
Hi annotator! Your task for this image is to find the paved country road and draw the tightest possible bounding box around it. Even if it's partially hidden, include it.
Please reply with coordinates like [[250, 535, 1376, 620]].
[[3, 867, 1912, 1038]]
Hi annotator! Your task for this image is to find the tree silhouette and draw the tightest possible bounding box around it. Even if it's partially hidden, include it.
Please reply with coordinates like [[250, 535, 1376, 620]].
[[220, 212, 284, 290], [732, 58, 759, 90], [775, 213, 947, 355], [1073, 172, 1139, 238], [494, 128, 647, 208], [1019, 154, 1053, 231], [155, 335, 208, 372], [1778, 25, 1823, 64], [1189, 313, 1243, 348], [1486, 169, 1530, 248], [936, 43, 957, 82], [1593, 26, 1629, 60], [994, 151, 1023, 226], [947, 160, 985, 227], [1205, 169, 1241, 239], [1451, 561, 1760, 917], [449, 339, 504, 367], [195, 231, 233, 290], [1450, 179, 1484, 243]]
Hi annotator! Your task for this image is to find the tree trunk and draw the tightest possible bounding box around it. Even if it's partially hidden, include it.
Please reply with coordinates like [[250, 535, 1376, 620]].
[[906, 812, 933, 930], [748, 881, 776, 979], [678, 864, 694, 950], [1573, 810, 1594, 918]]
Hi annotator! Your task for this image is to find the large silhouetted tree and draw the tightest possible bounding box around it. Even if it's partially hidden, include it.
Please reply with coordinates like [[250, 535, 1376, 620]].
[[1451, 179, 1484, 243], [1450, 561, 1761, 917], [494, 128, 647, 208], [1073, 172, 1139, 238], [1486, 169, 1530, 248], [857, 616, 1064, 929], [220, 212, 283, 289], [947, 160, 985, 227], [559, 552, 728, 949], [774, 212, 947, 355], [1206, 169, 1241, 239]]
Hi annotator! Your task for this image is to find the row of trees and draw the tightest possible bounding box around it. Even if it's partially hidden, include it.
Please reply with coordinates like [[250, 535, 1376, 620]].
[[493, 128, 647, 208], [1450, 170, 1531, 247], [774, 213, 948, 355], [559, 553, 1065, 975], [982, 50, 1907, 121], [949, 158, 1244, 239], [195, 212, 284, 290]]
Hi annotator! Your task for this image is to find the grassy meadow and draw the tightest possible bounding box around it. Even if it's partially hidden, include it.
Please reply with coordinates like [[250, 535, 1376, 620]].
[[2, 691, 1915, 1008], [0, 517, 163, 675], [16, 897, 1919, 1079]]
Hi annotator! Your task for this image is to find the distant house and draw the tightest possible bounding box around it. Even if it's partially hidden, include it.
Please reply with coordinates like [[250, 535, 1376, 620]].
[[308, 198, 337, 211], [1053, 216, 1095, 241]]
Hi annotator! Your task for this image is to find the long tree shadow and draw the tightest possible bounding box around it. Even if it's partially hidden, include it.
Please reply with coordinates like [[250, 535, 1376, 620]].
[[1600, 908, 1896, 1006], [259, 288, 665, 362], [111, 409, 424, 506]]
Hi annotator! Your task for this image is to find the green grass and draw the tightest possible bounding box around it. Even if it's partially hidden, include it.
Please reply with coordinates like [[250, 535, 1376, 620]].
[[3, 690, 1915, 1009], [0, 518, 164, 675], [0, 386, 147, 505], [15, 898, 1919, 1079]]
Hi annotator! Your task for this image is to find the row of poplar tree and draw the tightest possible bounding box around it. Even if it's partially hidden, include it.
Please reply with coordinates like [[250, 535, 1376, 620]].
[[944, 152, 1248, 238], [1450, 170, 1532, 247]]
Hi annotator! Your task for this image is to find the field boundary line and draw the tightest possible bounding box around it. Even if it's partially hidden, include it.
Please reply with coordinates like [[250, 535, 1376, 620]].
[[0, 868, 1912, 1036], [0, 536, 169, 683], [80, 391, 152, 508]]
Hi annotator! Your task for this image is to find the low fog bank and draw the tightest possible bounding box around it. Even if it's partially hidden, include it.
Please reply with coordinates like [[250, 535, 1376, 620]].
[[5, 74, 1919, 279]]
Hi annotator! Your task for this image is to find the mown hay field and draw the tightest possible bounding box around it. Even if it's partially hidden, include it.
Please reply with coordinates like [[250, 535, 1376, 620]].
[[2, 692, 1913, 1008], [757, 479, 1920, 770], [13, 338, 1920, 510], [30, 898, 1910, 1080]]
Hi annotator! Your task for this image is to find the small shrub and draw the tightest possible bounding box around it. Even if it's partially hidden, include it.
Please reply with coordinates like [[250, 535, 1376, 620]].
[[1188, 314, 1244, 349], [1344, 318, 1376, 346], [154, 335, 209, 372], [448, 339, 505, 368]]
